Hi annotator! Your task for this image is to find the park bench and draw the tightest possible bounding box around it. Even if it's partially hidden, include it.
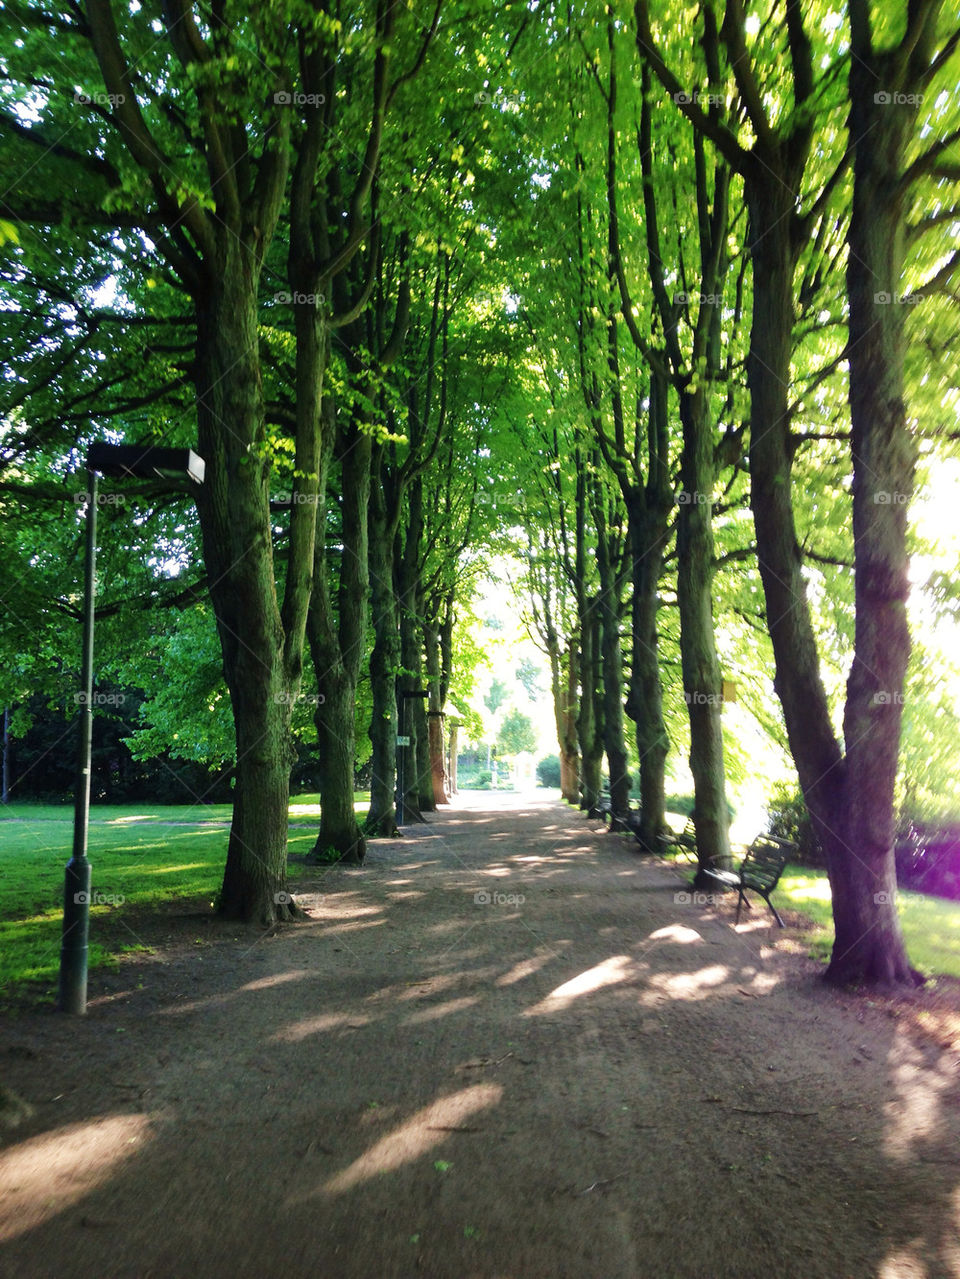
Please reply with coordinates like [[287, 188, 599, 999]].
[[623, 804, 643, 836], [657, 817, 698, 861], [594, 793, 643, 835], [699, 833, 795, 927], [590, 792, 612, 822]]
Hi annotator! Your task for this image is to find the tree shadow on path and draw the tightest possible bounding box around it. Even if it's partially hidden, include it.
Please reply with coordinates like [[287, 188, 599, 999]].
[[1, 793, 958, 1278]]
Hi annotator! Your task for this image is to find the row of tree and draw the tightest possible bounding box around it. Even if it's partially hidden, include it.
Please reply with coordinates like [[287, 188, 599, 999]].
[[500, 0, 960, 987], [1, 0, 959, 986]]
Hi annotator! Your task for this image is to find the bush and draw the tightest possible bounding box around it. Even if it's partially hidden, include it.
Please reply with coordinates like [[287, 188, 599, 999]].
[[663, 793, 736, 821], [664, 792, 695, 818], [766, 782, 825, 867], [536, 755, 562, 788], [766, 786, 960, 899], [895, 816, 960, 900], [474, 770, 493, 790]]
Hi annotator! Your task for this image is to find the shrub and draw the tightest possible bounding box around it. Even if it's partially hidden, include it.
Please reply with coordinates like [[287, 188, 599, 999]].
[[766, 787, 960, 899], [766, 782, 825, 867], [475, 770, 493, 790], [894, 816, 960, 900], [536, 755, 562, 788], [663, 793, 736, 821], [664, 792, 695, 818]]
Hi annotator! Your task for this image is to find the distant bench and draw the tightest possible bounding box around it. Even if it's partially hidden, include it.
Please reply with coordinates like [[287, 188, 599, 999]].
[[657, 817, 698, 860], [592, 793, 643, 836]]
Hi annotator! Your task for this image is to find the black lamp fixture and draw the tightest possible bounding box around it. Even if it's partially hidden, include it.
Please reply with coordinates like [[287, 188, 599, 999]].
[[58, 442, 205, 1015], [86, 442, 206, 485]]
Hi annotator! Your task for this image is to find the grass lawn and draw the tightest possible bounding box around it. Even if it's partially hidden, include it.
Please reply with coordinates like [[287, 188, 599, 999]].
[[4, 799, 958, 1000], [656, 808, 960, 981], [778, 865, 960, 980], [0, 794, 368, 1000]]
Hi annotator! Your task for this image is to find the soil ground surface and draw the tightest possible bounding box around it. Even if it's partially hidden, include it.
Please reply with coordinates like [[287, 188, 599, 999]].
[[2, 791, 960, 1279]]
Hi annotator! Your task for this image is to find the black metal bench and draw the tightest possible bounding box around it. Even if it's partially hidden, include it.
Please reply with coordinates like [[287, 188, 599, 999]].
[[622, 804, 643, 837], [591, 793, 640, 831], [657, 817, 698, 860], [590, 792, 612, 822], [699, 833, 795, 927], [606, 800, 644, 836]]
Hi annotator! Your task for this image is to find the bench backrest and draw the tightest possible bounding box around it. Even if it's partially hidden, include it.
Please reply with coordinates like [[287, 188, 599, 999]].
[[740, 834, 795, 890]]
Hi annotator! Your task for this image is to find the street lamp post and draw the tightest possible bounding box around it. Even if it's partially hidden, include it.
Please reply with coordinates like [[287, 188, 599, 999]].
[[58, 443, 205, 1015]]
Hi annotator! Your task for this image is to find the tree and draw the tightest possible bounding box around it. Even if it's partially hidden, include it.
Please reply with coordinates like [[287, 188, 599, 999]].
[[484, 678, 510, 716], [497, 707, 537, 758], [637, 0, 960, 984], [2, 0, 450, 920]]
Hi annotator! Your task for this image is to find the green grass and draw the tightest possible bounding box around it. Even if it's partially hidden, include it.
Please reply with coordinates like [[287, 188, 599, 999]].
[[0, 794, 368, 998], [658, 833, 960, 980], [659, 813, 960, 982], [6, 800, 958, 998], [778, 865, 960, 980]]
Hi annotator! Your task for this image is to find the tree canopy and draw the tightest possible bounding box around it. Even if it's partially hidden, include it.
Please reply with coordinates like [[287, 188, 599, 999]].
[[3, 0, 960, 986]]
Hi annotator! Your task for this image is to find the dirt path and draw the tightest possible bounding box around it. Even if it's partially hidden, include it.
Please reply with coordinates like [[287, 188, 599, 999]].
[[2, 792, 959, 1279]]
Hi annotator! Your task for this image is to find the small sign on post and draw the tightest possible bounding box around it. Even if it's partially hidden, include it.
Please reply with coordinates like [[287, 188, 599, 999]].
[[397, 735, 411, 746]]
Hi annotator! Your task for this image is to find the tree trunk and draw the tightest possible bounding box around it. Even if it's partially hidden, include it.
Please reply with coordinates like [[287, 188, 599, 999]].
[[427, 711, 447, 805], [593, 494, 631, 829], [624, 494, 670, 848], [447, 720, 459, 794], [828, 24, 922, 985], [196, 248, 299, 924], [424, 620, 449, 804], [560, 637, 580, 803], [311, 420, 371, 865], [677, 387, 731, 880], [578, 595, 604, 814], [549, 631, 580, 803], [311, 648, 365, 863], [396, 500, 429, 820], [365, 462, 400, 837], [412, 640, 435, 811], [746, 167, 916, 984], [747, 190, 844, 833]]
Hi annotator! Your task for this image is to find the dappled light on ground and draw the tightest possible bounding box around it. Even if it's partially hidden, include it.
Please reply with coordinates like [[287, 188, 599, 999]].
[[645, 963, 731, 1002], [136, 863, 214, 875], [241, 970, 312, 993], [884, 1049, 957, 1160], [3, 793, 959, 1277], [782, 874, 833, 902], [879, 1243, 944, 1278], [523, 954, 635, 1016], [274, 1011, 372, 1043], [403, 995, 479, 1025], [394, 973, 465, 1001], [156, 967, 318, 1016], [0, 1115, 151, 1240], [496, 954, 554, 986], [105, 814, 174, 824], [316, 1085, 502, 1196], [647, 924, 703, 944]]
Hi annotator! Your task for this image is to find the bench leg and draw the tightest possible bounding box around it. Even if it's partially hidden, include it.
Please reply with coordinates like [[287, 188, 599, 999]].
[[761, 892, 785, 928], [735, 889, 751, 925]]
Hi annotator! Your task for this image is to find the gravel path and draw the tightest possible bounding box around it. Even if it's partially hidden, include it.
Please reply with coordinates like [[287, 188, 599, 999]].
[[1, 791, 958, 1278]]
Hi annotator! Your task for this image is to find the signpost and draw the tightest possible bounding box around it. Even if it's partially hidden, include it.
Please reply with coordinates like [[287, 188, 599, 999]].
[[396, 691, 428, 827]]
